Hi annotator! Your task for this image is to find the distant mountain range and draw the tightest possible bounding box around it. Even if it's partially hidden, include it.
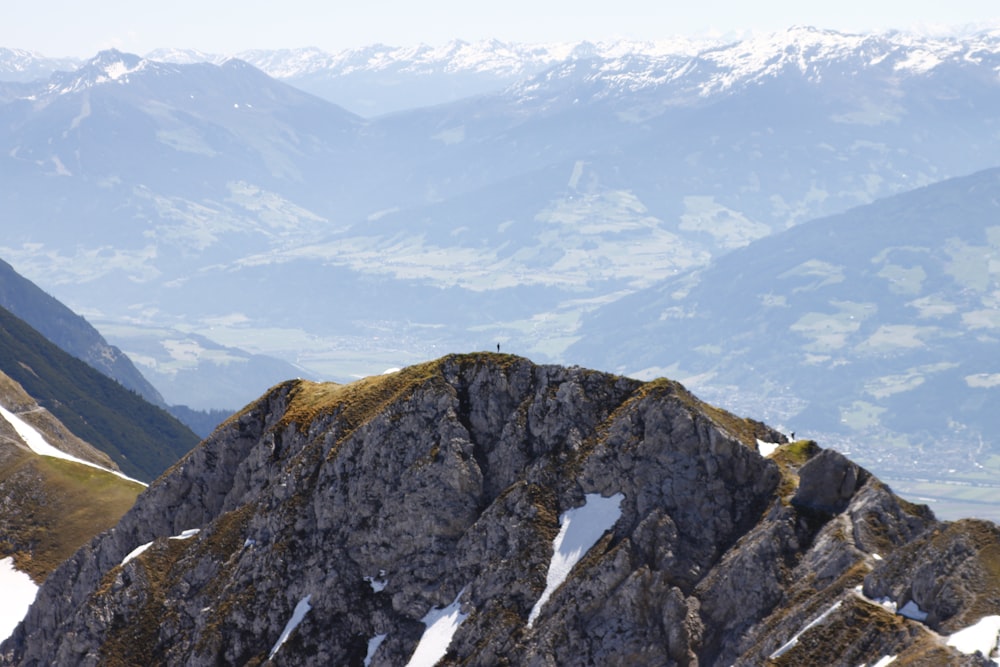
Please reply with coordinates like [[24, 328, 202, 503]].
[[3, 28, 1000, 499], [2, 38, 715, 116], [7, 28, 1000, 115], [0, 47, 79, 83]]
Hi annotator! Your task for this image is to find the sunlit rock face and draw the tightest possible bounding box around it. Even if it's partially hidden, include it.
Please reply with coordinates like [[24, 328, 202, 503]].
[[3, 354, 997, 666]]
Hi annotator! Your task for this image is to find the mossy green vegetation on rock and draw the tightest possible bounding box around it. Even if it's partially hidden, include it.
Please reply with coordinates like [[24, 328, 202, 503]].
[[4, 355, 996, 666]]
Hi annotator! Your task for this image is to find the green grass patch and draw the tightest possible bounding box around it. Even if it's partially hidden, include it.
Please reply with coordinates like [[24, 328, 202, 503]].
[[0, 451, 143, 582], [839, 401, 886, 430]]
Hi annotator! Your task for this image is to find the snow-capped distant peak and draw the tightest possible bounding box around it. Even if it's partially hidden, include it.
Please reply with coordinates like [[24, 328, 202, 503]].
[[144, 47, 227, 66], [20, 25, 1000, 105], [0, 48, 82, 82], [88, 49, 144, 79], [38, 49, 153, 96]]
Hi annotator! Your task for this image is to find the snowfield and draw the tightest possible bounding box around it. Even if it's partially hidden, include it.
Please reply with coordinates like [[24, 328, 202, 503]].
[[0, 557, 37, 642], [947, 615, 1000, 663], [406, 588, 469, 667], [0, 404, 146, 486], [528, 492, 624, 627]]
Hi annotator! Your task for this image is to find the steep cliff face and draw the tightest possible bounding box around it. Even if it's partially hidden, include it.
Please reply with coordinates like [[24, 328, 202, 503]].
[[3, 354, 997, 666]]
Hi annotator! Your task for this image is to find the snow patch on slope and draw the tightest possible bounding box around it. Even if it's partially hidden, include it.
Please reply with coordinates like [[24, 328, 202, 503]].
[[269, 595, 313, 660], [406, 588, 469, 667], [0, 557, 38, 642], [869, 656, 898, 667], [769, 600, 843, 660], [757, 439, 781, 457], [947, 615, 1000, 663], [898, 599, 929, 622], [364, 633, 387, 666], [120, 529, 201, 567], [120, 541, 153, 566], [0, 405, 146, 486], [528, 493, 624, 627]]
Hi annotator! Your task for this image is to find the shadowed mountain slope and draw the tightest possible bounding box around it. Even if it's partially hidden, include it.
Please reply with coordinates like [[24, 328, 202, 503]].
[[0, 257, 163, 405], [0, 305, 199, 481], [0, 378, 145, 583]]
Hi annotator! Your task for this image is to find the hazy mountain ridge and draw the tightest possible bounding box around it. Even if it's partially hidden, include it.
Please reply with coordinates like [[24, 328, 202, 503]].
[[0, 48, 80, 83], [143, 27, 1000, 120], [0, 255, 237, 435], [10, 27, 998, 114], [3, 27, 1000, 476], [0, 257, 164, 405], [3, 354, 998, 665], [570, 167, 1000, 517], [148, 38, 716, 116], [1, 50, 356, 408]]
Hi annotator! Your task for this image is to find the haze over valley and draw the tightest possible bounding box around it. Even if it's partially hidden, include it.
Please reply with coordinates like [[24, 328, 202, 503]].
[[4, 26, 1000, 520], [4, 3, 1000, 662]]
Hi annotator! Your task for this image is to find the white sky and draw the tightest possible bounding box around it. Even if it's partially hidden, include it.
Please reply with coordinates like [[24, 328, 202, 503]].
[[4, 0, 1000, 57]]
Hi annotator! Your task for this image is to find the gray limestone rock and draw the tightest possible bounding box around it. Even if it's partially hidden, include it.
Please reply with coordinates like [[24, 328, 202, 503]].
[[2, 354, 995, 667], [792, 448, 870, 516]]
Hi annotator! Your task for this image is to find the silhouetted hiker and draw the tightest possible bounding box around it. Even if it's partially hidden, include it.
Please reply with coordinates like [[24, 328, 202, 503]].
[[497, 343, 501, 353]]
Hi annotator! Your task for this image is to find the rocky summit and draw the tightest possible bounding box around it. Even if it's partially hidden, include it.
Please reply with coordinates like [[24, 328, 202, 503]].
[[3, 354, 998, 665]]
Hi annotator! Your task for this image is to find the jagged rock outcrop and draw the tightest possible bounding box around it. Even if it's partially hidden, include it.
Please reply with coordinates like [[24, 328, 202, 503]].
[[2, 354, 997, 666]]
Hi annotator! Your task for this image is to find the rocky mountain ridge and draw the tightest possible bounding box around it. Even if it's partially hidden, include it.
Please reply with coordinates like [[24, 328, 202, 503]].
[[4, 354, 998, 665]]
